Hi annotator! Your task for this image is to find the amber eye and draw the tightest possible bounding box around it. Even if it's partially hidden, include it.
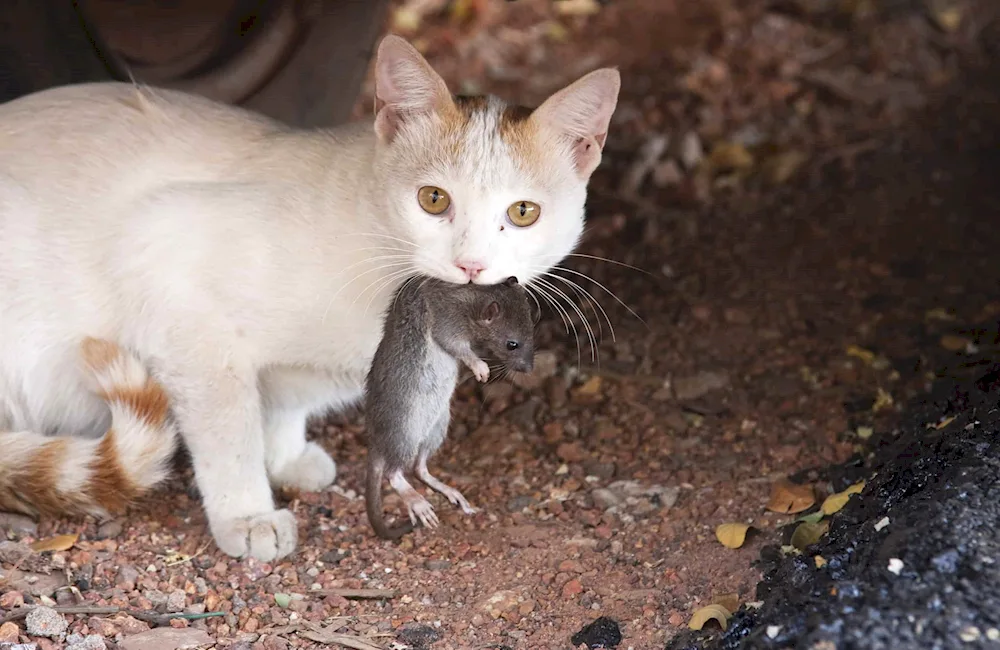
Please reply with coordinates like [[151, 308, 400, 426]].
[[506, 200, 541, 227], [417, 186, 451, 215]]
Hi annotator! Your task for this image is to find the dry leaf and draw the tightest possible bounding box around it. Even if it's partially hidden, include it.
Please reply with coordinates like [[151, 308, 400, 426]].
[[872, 388, 894, 413], [707, 142, 754, 172], [821, 491, 852, 515], [711, 593, 740, 614], [763, 150, 808, 185], [844, 481, 865, 495], [30, 534, 78, 553], [846, 344, 876, 365], [814, 555, 828, 568], [688, 603, 731, 631], [715, 523, 750, 549], [790, 521, 829, 550], [930, 415, 957, 430], [766, 479, 815, 514]]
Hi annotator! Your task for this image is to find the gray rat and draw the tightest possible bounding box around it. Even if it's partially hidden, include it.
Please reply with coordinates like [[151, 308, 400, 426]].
[[364, 275, 536, 540]]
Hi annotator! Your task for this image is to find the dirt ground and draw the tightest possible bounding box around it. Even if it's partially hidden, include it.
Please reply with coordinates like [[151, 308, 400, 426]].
[[2, 1, 999, 649]]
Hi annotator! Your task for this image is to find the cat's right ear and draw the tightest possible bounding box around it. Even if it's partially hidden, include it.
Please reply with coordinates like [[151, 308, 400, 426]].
[[374, 35, 453, 144]]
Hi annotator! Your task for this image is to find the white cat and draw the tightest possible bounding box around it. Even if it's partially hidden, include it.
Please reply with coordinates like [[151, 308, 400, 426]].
[[0, 35, 620, 561]]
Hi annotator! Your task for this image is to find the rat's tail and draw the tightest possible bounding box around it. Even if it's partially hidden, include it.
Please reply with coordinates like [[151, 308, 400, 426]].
[[0, 338, 177, 518], [365, 454, 414, 541]]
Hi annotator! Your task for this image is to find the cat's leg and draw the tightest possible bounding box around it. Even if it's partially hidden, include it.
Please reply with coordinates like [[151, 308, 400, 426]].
[[258, 367, 344, 492], [388, 469, 439, 529], [158, 344, 296, 562], [414, 413, 476, 514]]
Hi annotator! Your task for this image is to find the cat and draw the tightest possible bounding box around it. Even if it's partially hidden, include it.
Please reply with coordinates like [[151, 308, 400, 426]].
[[0, 34, 620, 561]]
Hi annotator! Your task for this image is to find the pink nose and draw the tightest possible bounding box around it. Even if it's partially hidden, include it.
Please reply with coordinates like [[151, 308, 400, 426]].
[[454, 260, 485, 281]]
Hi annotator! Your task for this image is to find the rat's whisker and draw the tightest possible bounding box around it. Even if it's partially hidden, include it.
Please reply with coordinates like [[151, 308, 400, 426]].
[[552, 266, 646, 328], [543, 271, 615, 345], [534, 276, 597, 364]]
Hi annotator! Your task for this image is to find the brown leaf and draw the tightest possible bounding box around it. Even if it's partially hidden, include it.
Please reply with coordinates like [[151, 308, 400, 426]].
[[711, 593, 740, 614], [688, 604, 731, 631], [766, 479, 815, 514], [30, 534, 78, 553], [790, 521, 830, 550], [940, 334, 971, 352], [715, 523, 750, 549], [707, 142, 755, 173], [821, 492, 852, 515]]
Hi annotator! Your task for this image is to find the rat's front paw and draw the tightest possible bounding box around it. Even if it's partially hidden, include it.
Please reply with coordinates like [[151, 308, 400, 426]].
[[470, 359, 490, 383], [270, 442, 337, 492], [210, 509, 298, 561], [407, 498, 440, 529]]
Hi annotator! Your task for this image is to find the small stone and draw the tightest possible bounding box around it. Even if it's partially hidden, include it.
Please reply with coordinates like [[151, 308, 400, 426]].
[[0, 622, 21, 643], [766, 625, 781, 639], [558, 559, 584, 573], [959, 626, 981, 642], [481, 591, 519, 619], [518, 599, 536, 615], [396, 624, 442, 648], [424, 559, 452, 571], [117, 566, 140, 592], [507, 496, 535, 512], [652, 159, 683, 187], [562, 579, 584, 599], [595, 525, 613, 540], [557, 442, 586, 463], [66, 634, 107, 650], [143, 590, 168, 612], [95, 519, 124, 540], [673, 371, 730, 401], [0, 512, 38, 536], [678, 131, 704, 170], [86, 619, 118, 638], [571, 616, 623, 649], [25, 607, 68, 638], [572, 376, 603, 401], [887, 558, 904, 575], [0, 541, 32, 565], [591, 488, 623, 511], [112, 615, 151, 636], [166, 590, 186, 613], [874, 516, 890, 532], [0, 591, 25, 608], [119, 628, 213, 650], [511, 350, 558, 389]]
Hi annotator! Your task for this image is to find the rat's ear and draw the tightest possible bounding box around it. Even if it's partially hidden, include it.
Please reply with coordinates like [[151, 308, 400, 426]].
[[373, 35, 454, 144], [480, 301, 501, 324], [504, 276, 519, 287]]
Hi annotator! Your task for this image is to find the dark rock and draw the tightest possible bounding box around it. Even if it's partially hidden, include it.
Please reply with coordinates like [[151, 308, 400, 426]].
[[396, 623, 442, 649], [571, 616, 623, 648]]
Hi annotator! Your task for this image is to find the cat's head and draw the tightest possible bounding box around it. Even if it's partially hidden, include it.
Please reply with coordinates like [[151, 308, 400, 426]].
[[371, 35, 620, 286]]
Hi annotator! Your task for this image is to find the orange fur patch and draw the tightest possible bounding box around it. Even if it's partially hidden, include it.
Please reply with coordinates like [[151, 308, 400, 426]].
[[86, 429, 138, 513], [106, 385, 170, 427], [18, 439, 78, 517]]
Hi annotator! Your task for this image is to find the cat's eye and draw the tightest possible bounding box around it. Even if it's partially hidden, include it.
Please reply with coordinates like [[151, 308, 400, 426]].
[[506, 200, 540, 227], [417, 186, 451, 215]]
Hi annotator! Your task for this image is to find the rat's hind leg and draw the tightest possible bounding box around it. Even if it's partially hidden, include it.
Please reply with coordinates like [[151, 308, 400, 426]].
[[415, 452, 477, 515], [388, 470, 439, 529]]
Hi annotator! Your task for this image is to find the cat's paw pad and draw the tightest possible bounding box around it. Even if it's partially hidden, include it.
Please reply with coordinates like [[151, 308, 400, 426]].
[[210, 509, 298, 561], [407, 498, 439, 529], [470, 360, 490, 383], [271, 442, 337, 492]]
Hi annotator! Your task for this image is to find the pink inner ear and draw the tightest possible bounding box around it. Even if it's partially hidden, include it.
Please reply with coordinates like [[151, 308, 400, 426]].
[[572, 136, 602, 177], [374, 105, 401, 144]]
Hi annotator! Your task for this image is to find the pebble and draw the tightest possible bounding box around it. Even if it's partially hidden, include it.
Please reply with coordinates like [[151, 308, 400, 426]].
[[562, 579, 584, 599], [119, 627, 213, 650], [556, 442, 587, 463], [25, 607, 68, 638], [673, 370, 730, 401], [0, 512, 38, 536], [591, 488, 624, 511], [424, 559, 452, 571], [0, 622, 20, 643], [0, 591, 25, 608], [511, 350, 558, 390], [166, 590, 187, 613], [65, 634, 107, 650]]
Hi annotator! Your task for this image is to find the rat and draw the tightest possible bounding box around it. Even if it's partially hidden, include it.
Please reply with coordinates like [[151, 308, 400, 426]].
[[364, 275, 536, 540]]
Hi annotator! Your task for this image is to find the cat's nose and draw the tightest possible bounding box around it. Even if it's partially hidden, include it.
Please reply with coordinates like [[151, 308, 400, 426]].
[[454, 260, 485, 281]]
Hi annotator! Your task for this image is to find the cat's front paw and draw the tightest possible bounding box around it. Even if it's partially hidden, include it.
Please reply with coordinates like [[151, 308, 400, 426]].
[[210, 509, 298, 561], [469, 359, 490, 383], [270, 442, 337, 492]]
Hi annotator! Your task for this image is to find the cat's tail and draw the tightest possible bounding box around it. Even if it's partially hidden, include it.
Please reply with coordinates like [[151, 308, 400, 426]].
[[0, 338, 178, 519]]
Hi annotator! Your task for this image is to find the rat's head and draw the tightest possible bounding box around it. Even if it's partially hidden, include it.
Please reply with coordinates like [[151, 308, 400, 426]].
[[371, 35, 620, 287], [472, 277, 537, 374]]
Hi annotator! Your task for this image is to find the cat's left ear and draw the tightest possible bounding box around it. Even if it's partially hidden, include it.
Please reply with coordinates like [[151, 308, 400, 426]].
[[373, 35, 454, 144], [532, 68, 621, 178]]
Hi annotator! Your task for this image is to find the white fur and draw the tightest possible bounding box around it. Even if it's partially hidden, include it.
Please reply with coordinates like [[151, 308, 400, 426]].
[[0, 36, 619, 561]]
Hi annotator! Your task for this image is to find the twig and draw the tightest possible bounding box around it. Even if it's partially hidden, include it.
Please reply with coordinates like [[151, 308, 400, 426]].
[[298, 629, 386, 650], [313, 588, 398, 600], [0, 604, 225, 627]]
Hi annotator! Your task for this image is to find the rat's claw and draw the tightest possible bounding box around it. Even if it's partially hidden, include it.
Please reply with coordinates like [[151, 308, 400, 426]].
[[471, 359, 490, 382], [408, 498, 439, 529]]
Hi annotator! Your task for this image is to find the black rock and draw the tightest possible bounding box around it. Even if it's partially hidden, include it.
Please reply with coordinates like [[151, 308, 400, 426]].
[[572, 616, 623, 649]]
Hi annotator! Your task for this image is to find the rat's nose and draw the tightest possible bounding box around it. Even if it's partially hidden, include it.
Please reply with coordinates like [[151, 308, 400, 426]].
[[454, 260, 485, 281]]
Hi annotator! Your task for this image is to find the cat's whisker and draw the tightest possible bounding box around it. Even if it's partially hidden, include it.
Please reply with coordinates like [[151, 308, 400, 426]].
[[528, 280, 582, 368], [391, 273, 422, 312], [359, 266, 419, 317], [337, 232, 418, 248], [534, 276, 597, 364], [336, 254, 415, 280], [323, 258, 415, 323], [563, 253, 652, 276], [541, 271, 615, 345], [552, 266, 646, 328], [525, 283, 570, 336]]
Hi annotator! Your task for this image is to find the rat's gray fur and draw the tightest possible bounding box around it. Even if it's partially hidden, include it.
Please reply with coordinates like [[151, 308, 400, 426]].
[[364, 276, 535, 539]]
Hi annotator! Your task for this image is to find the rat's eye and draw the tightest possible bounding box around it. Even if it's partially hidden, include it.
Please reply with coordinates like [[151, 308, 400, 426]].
[[506, 200, 540, 227], [417, 186, 451, 215], [506, 340, 519, 351]]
